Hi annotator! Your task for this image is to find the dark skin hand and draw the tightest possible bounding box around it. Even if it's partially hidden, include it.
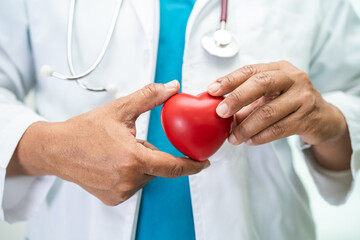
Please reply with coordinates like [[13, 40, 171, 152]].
[[207, 61, 352, 171], [8, 81, 210, 206], [7, 61, 351, 207]]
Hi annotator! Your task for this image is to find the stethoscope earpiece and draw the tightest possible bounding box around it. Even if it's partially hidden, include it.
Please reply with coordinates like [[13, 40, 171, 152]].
[[40, 0, 123, 93], [105, 84, 119, 95], [40, 65, 55, 77], [40, 64, 118, 95]]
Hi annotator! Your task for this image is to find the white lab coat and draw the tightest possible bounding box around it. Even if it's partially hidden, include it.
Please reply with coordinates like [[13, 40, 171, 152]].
[[0, 0, 360, 239]]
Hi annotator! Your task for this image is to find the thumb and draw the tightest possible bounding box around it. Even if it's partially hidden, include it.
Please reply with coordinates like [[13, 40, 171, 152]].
[[119, 80, 179, 120]]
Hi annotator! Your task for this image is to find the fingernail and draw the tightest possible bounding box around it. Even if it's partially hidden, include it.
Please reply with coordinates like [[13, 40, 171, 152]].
[[245, 138, 253, 145], [165, 80, 179, 90], [208, 82, 221, 93], [216, 103, 229, 117], [229, 134, 238, 145]]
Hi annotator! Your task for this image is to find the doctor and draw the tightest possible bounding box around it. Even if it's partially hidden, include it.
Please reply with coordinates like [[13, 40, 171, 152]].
[[1, 0, 360, 240]]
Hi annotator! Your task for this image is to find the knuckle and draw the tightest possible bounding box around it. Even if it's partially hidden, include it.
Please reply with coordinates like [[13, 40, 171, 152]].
[[117, 182, 136, 193], [119, 194, 132, 203], [191, 165, 203, 174], [124, 154, 142, 170], [303, 90, 315, 103], [249, 135, 260, 145], [228, 90, 242, 104], [114, 97, 130, 114], [218, 74, 235, 87], [302, 90, 318, 112], [270, 123, 285, 137], [235, 124, 250, 140], [278, 60, 290, 67], [111, 158, 141, 183], [119, 193, 132, 203], [104, 194, 131, 206], [169, 164, 184, 178], [258, 104, 276, 121], [107, 175, 121, 192], [293, 70, 309, 81], [118, 192, 132, 202], [102, 197, 123, 207], [146, 165, 159, 176], [113, 154, 138, 172], [108, 185, 135, 205], [241, 64, 258, 76], [117, 100, 128, 112], [134, 152, 154, 173], [250, 134, 267, 145], [141, 83, 159, 99], [253, 72, 272, 88]]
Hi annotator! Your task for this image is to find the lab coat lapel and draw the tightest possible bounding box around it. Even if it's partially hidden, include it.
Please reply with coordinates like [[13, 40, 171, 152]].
[[125, 2, 160, 240], [130, 0, 159, 44], [185, 0, 212, 43]]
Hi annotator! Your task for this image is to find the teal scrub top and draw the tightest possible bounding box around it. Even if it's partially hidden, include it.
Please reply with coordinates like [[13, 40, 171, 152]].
[[135, 0, 196, 240]]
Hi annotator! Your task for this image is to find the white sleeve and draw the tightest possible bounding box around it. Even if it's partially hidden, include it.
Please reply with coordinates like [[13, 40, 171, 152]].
[[0, 0, 55, 222], [300, 0, 360, 205], [298, 138, 354, 205]]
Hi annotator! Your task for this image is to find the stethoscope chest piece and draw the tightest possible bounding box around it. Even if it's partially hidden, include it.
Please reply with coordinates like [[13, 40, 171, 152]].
[[201, 0, 239, 58], [201, 28, 239, 58]]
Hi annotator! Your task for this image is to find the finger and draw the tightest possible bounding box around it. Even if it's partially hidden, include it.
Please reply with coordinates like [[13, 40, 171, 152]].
[[137, 139, 158, 151], [139, 148, 210, 178], [123, 181, 152, 198], [216, 71, 294, 118], [244, 113, 300, 145], [229, 91, 301, 145], [207, 62, 281, 96], [116, 80, 180, 120], [234, 96, 272, 123]]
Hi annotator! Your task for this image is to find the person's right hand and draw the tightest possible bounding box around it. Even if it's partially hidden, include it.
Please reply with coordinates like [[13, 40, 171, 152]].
[[9, 80, 210, 206]]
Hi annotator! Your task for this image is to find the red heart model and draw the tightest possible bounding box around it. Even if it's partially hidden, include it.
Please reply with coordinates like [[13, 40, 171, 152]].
[[161, 92, 233, 161]]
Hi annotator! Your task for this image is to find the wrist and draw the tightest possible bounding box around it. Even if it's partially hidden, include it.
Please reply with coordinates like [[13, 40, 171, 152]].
[[303, 102, 352, 171], [9, 121, 57, 176], [300, 101, 348, 145], [319, 102, 348, 144]]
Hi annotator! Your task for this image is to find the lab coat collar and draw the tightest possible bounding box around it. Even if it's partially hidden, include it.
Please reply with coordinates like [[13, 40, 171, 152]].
[[130, 0, 212, 44]]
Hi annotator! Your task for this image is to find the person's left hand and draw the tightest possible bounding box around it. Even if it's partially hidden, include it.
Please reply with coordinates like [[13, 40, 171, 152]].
[[207, 61, 348, 146]]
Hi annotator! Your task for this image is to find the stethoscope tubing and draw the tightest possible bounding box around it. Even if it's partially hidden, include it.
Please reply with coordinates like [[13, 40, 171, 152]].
[[66, 0, 123, 82], [220, 0, 228, 22], [42, 0, 235, 93], [41, 0, 123, 93]]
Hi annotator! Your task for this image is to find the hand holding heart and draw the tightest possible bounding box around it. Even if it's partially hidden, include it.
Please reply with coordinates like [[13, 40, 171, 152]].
[[9, 81, 210, 206], [207, 61, 348, 147]]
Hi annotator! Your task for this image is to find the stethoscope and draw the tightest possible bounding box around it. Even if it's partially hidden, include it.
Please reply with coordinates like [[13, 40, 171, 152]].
[[41, 0, 239, 93], [201, 0, 239, 58]]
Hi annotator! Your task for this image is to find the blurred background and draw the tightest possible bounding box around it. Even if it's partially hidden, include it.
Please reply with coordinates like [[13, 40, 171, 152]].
[[1, 93, 359, 240]]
